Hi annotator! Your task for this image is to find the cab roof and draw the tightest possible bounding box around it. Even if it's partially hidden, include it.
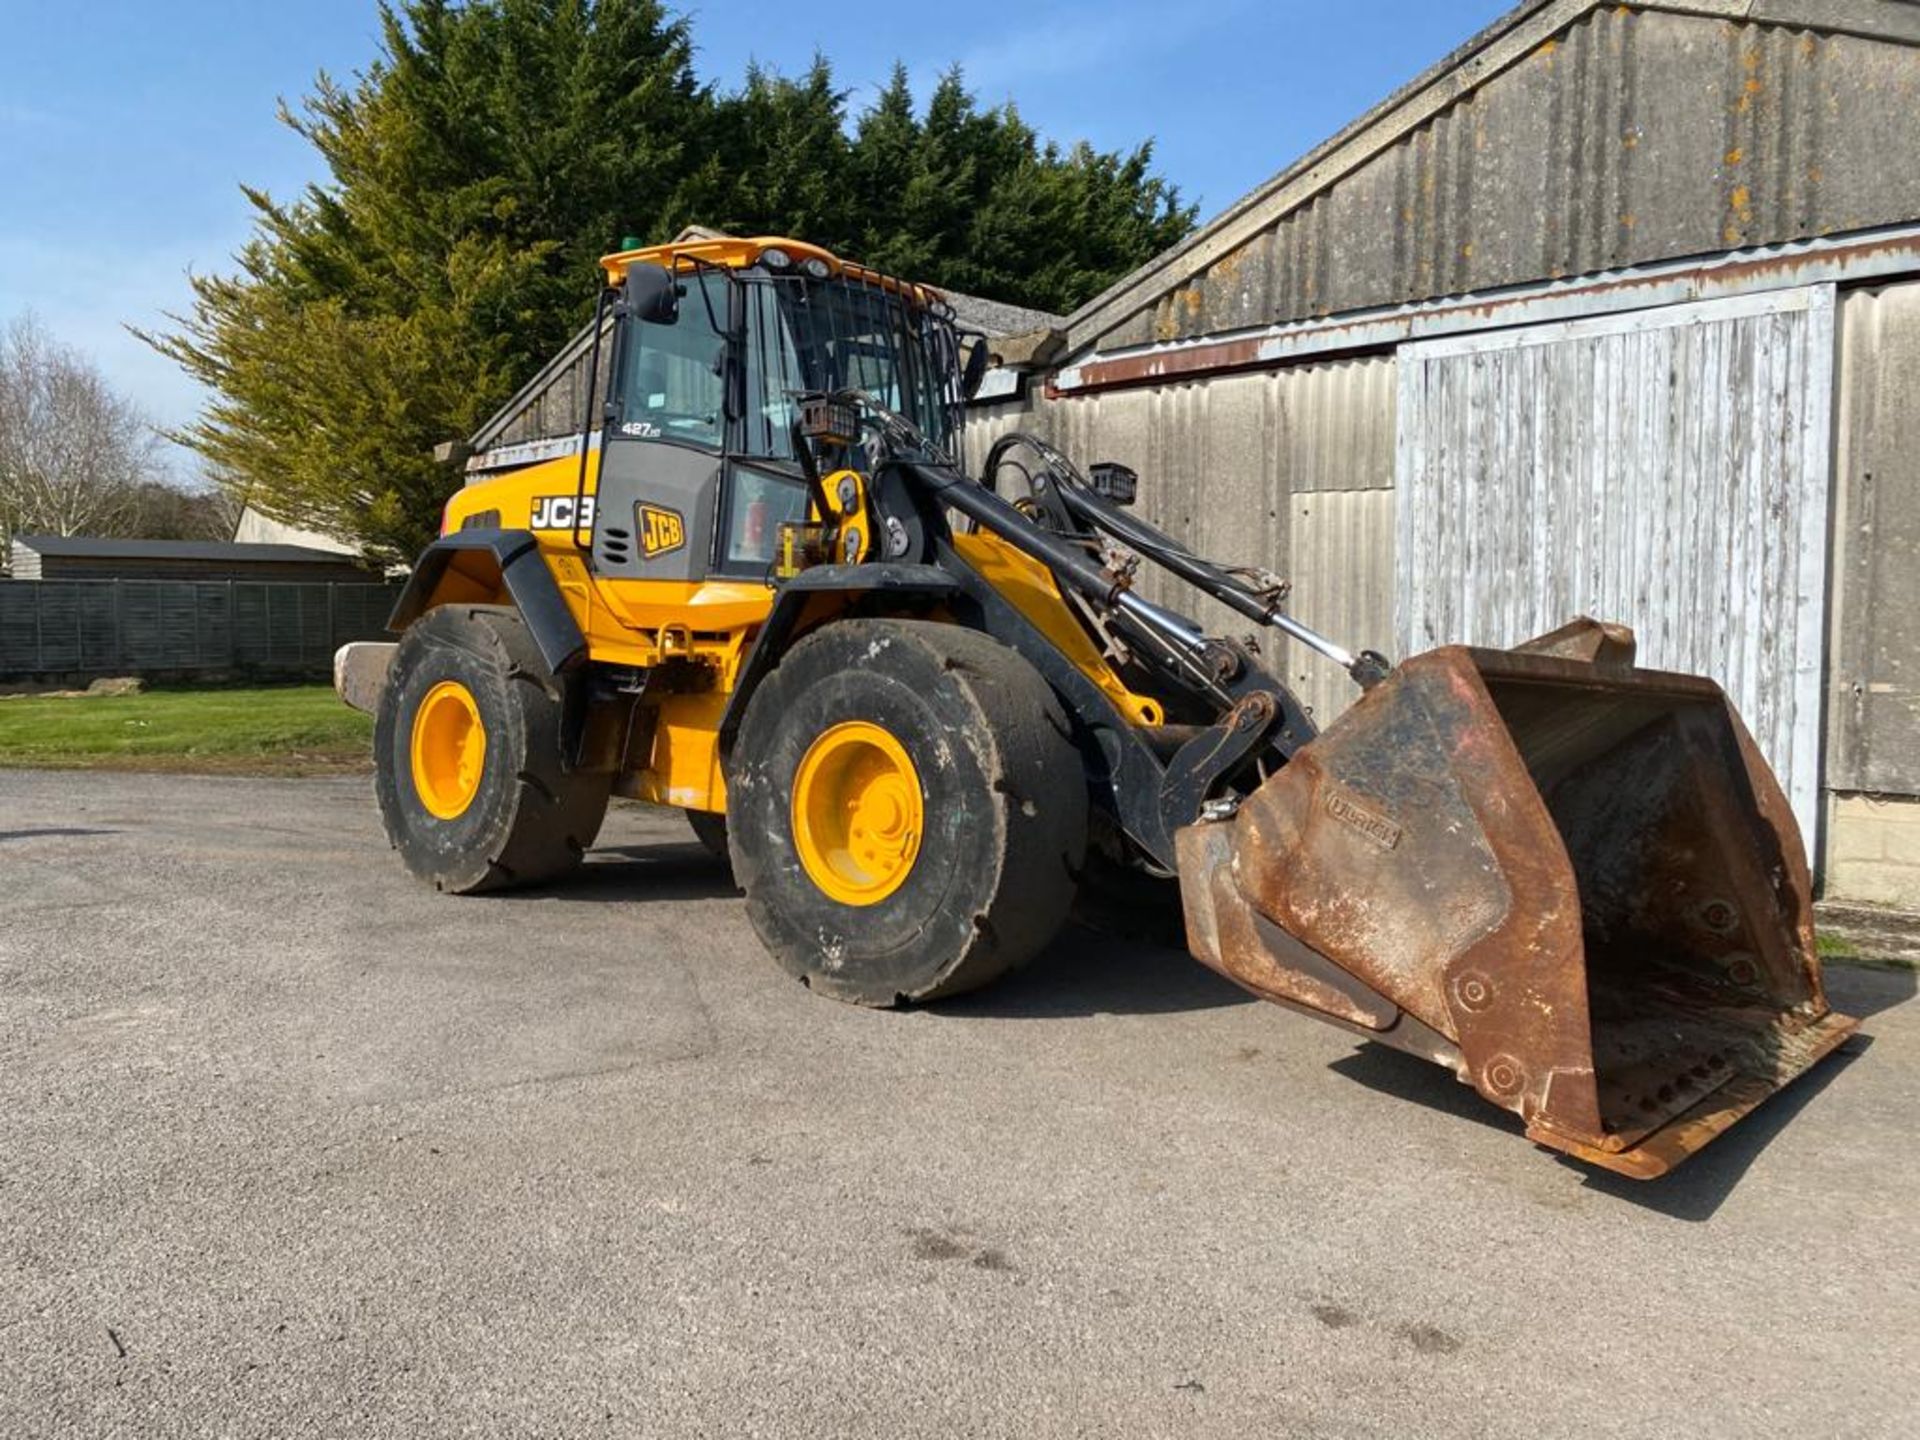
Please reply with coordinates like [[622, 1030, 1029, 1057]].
[[597, 234, 943, 310]]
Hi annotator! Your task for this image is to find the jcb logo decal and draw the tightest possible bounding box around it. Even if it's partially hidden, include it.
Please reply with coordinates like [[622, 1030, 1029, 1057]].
[[530, 494, 594, 530], [639, 503, 685, 557]]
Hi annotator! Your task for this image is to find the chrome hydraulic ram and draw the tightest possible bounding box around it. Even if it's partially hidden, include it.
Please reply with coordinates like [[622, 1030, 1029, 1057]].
[[1051, 473, 1389, 689]]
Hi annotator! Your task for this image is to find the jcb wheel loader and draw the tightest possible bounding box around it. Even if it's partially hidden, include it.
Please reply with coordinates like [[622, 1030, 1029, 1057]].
[[338, 234, 1857, 1179]]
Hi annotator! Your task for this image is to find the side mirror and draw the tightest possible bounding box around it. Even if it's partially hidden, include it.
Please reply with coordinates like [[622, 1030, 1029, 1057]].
[[625, 262, 680, 324], [960, 335, 992, 400]]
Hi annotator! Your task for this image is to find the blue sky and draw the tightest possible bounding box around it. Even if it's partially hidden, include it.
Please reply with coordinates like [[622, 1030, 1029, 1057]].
[[0, 0, 1512, 457]]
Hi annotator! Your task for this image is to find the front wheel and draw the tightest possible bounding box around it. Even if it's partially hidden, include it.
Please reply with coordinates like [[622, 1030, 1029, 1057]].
[[373, 605, 610, 893], [727, 619, 1088, 1005]]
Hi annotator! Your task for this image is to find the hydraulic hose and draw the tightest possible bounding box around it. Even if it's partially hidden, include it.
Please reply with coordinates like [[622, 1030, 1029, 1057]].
[[990, 432, 1386, 687], [900, 460, 1217, 664]]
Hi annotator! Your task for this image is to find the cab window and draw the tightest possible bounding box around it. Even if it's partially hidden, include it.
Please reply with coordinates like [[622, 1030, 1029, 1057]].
[[742, 282, 805, 460], [724, 468, 810, 571], [616, 273, 728, 449]]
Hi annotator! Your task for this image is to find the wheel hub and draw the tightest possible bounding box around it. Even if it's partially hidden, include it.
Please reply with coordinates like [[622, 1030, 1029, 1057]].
[[410, 679, 487, 820], [791, 721, 924, 905]]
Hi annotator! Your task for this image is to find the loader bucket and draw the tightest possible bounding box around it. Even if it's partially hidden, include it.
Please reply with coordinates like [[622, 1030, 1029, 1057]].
[[1177, 621, 1858, 1178]]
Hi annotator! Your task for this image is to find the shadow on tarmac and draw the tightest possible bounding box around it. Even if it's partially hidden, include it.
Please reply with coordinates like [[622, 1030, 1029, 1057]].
[[530, 842, 743, 904], [534, 832, 1914, 1214], [941, 924, 1256, 1020], [1330, 961, 1914, 1221]]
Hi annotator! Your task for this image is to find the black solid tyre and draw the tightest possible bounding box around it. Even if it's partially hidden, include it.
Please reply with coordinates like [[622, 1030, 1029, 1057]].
[[374, 605, 610, 893], [727, 618, 1088, 1005], [1072, 818, 1186, 949]]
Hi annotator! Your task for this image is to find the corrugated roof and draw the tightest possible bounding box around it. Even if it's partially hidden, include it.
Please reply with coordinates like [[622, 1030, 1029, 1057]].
[[944, 291, 1064, 339], [1062, 0, 1920, 355], [13, 536, 368, 565]]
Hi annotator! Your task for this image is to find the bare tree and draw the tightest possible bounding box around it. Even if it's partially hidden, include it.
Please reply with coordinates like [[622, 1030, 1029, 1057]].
[[125, 473, 242, 541], [0, 313, 161, 570]]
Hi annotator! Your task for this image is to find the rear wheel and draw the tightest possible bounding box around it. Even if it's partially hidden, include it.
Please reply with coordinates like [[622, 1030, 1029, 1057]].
[[728, 619, 1087, 1005], [374, 604, 610, 893], [685, 809, 731, 867]]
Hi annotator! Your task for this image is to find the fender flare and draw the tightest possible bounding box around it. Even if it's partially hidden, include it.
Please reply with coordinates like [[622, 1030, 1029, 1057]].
[[387, 529, 587, 675]]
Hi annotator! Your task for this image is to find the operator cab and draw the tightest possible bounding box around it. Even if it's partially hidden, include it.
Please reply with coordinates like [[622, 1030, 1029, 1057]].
[[586, 237, 978, 584]]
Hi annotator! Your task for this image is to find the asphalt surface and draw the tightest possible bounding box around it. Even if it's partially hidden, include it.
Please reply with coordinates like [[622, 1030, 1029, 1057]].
[[2, 768, 1916, 1438]]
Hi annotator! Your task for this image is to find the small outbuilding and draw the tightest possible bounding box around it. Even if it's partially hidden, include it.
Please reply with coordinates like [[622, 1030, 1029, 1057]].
[[8, 536, 378, 585]]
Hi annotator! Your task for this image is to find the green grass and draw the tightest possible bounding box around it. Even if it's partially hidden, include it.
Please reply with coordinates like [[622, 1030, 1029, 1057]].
[[1815, 932, 1860, 961], [0, 684, 372, 774]]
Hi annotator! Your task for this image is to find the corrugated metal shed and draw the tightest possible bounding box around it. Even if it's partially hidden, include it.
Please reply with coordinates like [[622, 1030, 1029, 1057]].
[[1053, 223, 1920, 393], [1394, 286, 1837, 832], [1066, 0, 1920, 354], [1283, 487, 1397, 728], [467, 312, 616, 461], [944, 293, 1063, 340], [971, 358, 1397, 725], [963, 0, 1920, 898]]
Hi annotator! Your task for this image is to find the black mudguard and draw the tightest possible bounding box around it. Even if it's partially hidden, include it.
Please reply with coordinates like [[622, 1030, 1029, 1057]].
[[718, 564, 961, 755], [388, 529, 587, 675]]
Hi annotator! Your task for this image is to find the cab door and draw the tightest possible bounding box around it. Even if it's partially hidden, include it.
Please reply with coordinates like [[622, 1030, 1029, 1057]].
[[591, 272, 730, 581]]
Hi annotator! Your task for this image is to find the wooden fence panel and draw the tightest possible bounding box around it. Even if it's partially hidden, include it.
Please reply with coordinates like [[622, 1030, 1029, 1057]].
[[0, 580, 403, 680]]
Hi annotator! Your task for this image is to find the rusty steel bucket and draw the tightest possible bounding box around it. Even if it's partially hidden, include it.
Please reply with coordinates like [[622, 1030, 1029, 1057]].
[[1177, 621, 1858, 1178]]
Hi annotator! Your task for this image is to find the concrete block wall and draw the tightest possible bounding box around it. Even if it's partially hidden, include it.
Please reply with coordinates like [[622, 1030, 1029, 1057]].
[[1826, 794, 1920, 908]]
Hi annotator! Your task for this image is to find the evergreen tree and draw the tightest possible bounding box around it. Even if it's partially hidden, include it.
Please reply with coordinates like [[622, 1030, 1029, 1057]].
[[846, 67, 935, 280], [701, 58, 851, 245], [733, 62, 1199, 315], [148, 6, 1195, 562], [147, 0, 709, 563]]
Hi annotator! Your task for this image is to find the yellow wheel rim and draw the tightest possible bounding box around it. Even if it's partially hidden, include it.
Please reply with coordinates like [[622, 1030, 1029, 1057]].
[[791, 720, 924, 906], [410, 680, 487, 820]]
